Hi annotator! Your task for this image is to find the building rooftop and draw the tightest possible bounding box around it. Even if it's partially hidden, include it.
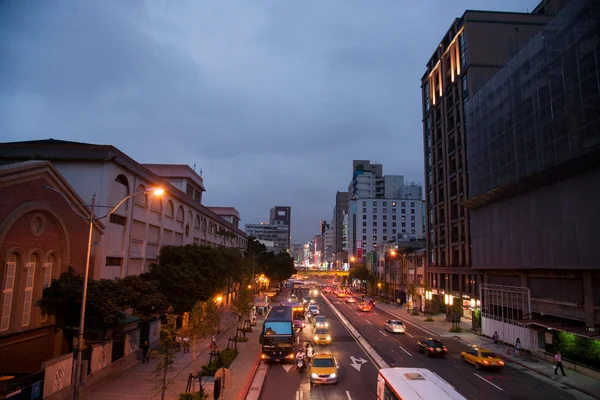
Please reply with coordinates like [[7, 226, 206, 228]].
[[208, 206, 240, 219], [142, 163, 205, 191]]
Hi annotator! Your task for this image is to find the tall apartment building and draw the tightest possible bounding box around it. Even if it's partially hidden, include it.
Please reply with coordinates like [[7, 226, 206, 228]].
[[332, 191, 349, 267], [313, 234, 323, 267], [464, 0, 600, 343], [245, 223, 289, 252], [269, 206, 291, 251], [421, 8, 553, 304]]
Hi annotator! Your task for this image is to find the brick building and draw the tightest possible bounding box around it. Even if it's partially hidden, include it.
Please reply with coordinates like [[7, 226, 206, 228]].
[[0, 161, 103, 373]]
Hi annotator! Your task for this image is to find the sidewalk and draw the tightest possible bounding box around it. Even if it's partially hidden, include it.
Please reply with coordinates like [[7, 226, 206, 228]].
[[375, 303, 600, 399], [80, 308, 245, 400]]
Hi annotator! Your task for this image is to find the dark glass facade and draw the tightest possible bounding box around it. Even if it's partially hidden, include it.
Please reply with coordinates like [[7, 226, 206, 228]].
[[466, 0, 600, 199]]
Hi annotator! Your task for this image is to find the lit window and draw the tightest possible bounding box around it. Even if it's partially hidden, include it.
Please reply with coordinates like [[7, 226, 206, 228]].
[[22, 255, 37, 327], [392, 202, 396, 206], [1, 254, 17, 331]]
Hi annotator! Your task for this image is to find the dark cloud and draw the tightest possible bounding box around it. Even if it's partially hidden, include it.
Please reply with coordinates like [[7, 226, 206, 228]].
[[0, 0, 539, 242]]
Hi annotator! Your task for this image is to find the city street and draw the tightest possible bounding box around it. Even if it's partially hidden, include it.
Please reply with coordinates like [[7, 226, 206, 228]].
[[326, 292, 594, 400], [259, 288, 379, 400]]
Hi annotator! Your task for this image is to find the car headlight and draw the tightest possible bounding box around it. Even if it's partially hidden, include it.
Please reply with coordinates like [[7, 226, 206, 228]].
[[326, 336, 331, 341], [314, 336, 319, 341], [330, 373, 337, 378], [311, 373, 319, 379], [325, 323, 329, 327]]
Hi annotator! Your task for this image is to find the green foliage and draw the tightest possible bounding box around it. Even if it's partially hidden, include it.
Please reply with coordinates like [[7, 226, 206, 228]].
[[188, 299, 220, 338], [154, 313, 179, 400], [37, 267, 167, 333], [350, 266, 371, 282], [261, 252, 295, 283], [407, 283, 417, 298], [178, 393, 207, 400], [200, 348, 238, 376], [231, 286, 253, 327], [246, 237, 267, 258], [149, 245, 246, 314], [551, 331, 600, 370]]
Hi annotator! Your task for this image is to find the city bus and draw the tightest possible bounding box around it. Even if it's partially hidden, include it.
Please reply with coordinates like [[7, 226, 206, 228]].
[[377, 368, 467, 400], [259, 306, 295, 363]]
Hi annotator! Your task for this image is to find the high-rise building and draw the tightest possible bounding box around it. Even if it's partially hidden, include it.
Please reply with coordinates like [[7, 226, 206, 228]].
[[269, 206, 291, 250], [464, 0, 600, 340], [421, 7, 553, 305], [333, 191, 349, 267], [347, 161, 425, 259], [245, 223, 288, 252]]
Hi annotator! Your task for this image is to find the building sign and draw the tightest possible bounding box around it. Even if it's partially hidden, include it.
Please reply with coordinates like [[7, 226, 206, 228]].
[[356, 240, 363, 259]]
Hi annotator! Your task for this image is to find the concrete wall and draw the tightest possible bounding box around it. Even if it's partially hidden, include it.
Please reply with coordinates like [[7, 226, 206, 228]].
[[482, 317, 537, 352], [41, 352, 73, 399]]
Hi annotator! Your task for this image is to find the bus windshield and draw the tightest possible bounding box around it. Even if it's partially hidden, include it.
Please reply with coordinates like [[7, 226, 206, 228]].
[[264, 321, 292, 335]]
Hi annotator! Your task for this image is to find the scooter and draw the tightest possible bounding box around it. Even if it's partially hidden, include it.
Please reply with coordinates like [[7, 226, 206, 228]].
[[296, 358, 306, 373]]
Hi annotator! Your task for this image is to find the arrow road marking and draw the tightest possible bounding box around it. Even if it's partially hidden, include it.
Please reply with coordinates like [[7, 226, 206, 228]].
[[282, 364, 294, 372], [349, 356, 368, 372]]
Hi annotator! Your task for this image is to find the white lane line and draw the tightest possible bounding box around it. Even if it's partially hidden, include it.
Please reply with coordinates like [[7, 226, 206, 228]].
[[398, 345, 413, 357], [379, 329, 388, 337], [474, 373, 503, 391], [373, 312, 379, 315], [365, 319, 372, 325], [406, 332, 414, 338], [346, 390, 353, 400]]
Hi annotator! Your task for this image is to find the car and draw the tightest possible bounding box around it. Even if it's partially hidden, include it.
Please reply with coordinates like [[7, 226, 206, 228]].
[[308, 305, 320, 316], [417, 338, 447, 356], [302, 296, 311, 304], [384, 320, 406, 333], [322, 287, 332, 294], [358, 302, 372, 312], [314, 315, 329, 328], [313, 328, 332, 344], [460, 346, 505, 370], [288, 295, 298, 303], [309, 353, 339, 384], [336, 291, 346, 298], [345, 297, 356, 303]]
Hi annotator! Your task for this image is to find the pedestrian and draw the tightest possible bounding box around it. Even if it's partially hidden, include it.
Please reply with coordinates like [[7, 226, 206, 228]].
[[211, 334, 218, 351], [554, 351, 566, 376], [176, 335, 182, 352], [492, 331, 499, 346], [182, 336, 190, 353], [515, 338, 521, 357], [141, 340, 150, 363]]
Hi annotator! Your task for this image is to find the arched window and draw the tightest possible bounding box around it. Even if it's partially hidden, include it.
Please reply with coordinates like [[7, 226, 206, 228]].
[[202, 219, 207, 232], [187, 211, 193, 224], [135, 184, 148, 207], [166, 200, 175, 218], [176, 206, 184, 222], [22, 254, 37, 327], [195, 215, 201, 230], [1, 254, 17, 331], [113, 174, 130, 211], [150, 196, 163, 213], [40, 254, 55, 323]]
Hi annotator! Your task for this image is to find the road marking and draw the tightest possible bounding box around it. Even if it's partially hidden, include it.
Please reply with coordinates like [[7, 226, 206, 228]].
[[379, 330, 388, 337], [406, 332, 414, 338], [296, 389, 304, 400], [349, 356, 368, 371], [365, 319, 372, 325], [282, 364, 293, 372], [398, 345, 413, 357], [373, 312, 378, 315], [346, 390, 353, 400], [474, 373, 503, 391]]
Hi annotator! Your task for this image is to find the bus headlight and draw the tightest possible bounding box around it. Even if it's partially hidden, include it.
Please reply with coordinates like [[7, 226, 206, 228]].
[[326, 336, 331, 341]]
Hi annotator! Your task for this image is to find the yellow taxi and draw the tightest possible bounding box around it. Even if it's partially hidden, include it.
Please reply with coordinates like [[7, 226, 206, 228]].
[[309, 353, 339, 384], [313, 328, 332, 345], [460, 346, 505, 370]]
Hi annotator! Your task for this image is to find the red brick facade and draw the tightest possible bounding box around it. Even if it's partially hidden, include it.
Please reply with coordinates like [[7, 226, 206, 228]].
[[0, 162, 103, 373]]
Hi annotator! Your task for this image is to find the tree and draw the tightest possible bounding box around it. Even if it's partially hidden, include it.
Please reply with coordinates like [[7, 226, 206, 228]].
[[350, 266, 371, 282], [186, 300, 220, 374], [262, 252, 295, 283], [154, 312, 178, 400], [231, 284, 253, 329]]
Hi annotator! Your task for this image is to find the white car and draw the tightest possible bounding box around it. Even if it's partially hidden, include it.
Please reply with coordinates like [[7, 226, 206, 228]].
[[384, 319, 406, 333]]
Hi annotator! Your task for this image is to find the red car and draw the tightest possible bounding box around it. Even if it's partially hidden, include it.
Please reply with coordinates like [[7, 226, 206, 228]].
[[358, 303, 372, 312]]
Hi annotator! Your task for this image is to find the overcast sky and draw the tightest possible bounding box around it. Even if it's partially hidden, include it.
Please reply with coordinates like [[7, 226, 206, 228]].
[[0, 0, 539, 243]]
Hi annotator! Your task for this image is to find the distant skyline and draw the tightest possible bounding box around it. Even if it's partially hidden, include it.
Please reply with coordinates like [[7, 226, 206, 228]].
[[0, 0, 540, 243]]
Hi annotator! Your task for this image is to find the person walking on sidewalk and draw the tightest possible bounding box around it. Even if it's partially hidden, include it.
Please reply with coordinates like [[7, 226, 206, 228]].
[[554, 351, 566, 376], [492, 331, 499, 346], [211, 334, 218, 351], [141, 340, 150, 363], [515, 338, 521, 357]]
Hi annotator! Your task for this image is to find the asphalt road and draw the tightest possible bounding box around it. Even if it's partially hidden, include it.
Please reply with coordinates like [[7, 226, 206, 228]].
[[259, 287, 379, 400], [327, 292, 591, 400]]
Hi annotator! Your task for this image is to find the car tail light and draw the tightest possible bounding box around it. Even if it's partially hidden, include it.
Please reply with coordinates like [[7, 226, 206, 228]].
[[286, 354, 295, 359], [483, 360, 490, 364], [428, 347, 434, 352], [443, 347, 448, 352], [498, 361, 504, 365], [261, 354, 267, 359]]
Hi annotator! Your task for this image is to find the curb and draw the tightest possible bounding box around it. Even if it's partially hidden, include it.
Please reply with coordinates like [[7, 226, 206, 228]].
[[236, 347, 262, 400], [321, 294, 390, 369]]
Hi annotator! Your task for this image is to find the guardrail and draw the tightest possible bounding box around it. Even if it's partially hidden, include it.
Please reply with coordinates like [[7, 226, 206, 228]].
[[321, 294, 390, 369]]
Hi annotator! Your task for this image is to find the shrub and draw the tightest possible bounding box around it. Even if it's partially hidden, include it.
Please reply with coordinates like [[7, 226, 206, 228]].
[[199, 348, 239, 376], [178, 393, 207, 400]]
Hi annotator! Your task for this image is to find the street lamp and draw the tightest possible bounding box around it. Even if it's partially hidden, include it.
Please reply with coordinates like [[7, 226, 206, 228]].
[[45, 185, 164, 400], [215, 295, 224, 333]]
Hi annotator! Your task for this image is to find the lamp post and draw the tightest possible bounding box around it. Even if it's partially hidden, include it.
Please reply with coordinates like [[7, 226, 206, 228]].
[[45, 186, 164, 400], [216, 295, 223, 333]]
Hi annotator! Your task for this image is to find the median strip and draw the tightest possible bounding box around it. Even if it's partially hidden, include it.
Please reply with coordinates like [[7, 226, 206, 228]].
[[321, 294, 390, 369]]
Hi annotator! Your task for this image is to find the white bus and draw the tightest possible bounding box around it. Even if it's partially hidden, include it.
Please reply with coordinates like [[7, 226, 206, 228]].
[[377, 368, 467, 400]]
